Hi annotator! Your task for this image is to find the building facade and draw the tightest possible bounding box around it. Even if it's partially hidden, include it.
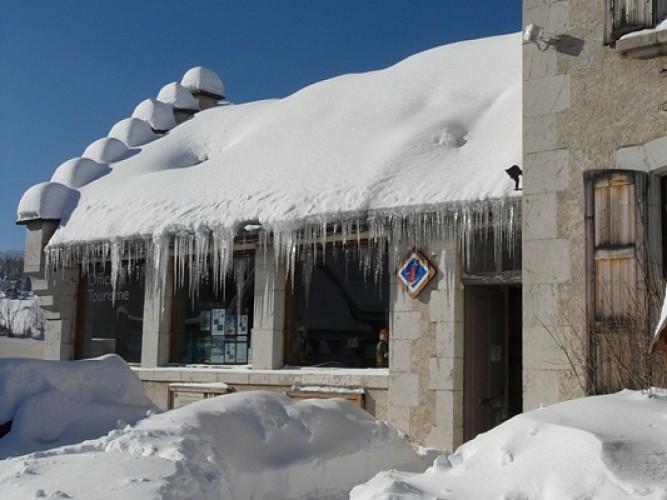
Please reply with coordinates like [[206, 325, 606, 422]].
[[7, 38, 524, 452], [522, 0, 667, 405]]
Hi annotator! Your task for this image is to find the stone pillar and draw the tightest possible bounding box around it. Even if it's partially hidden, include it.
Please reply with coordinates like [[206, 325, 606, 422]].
[[141, 265, 174, 368], [22, 220, 78, 360], [387, 237, 464, 450], [251, 247, 286, 370], [522, 0, 579, 409]]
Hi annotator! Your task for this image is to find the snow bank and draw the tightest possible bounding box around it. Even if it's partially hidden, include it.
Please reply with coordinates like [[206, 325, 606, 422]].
[[351, 390, 667, 499], [45, 33, 521, 247], [0, 355, 157, 459], [0, 360, 430, 500]]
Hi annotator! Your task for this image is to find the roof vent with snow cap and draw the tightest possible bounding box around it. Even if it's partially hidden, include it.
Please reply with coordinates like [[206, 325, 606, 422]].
[[82, 137, 129, 163], [51, 157, 111, 188], [180, 66, 224, 110], [108, 117, 157, 147], [157, 82, 200, 124], [17, 182, 78, 223], [132, 98, 177, 133]]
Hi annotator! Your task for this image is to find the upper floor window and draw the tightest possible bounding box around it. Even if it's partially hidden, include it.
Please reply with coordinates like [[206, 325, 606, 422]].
[[606, 0, 667, 44]]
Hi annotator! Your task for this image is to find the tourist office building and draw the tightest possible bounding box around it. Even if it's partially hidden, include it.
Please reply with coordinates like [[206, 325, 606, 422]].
[[7, 36, 528, 451]]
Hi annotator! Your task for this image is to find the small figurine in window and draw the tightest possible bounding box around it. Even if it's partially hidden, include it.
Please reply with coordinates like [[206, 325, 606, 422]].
[[296, 319, 312, 365], [376, 328, 389, 368]]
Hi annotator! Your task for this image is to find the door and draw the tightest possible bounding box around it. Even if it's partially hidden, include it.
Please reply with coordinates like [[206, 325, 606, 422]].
[[464, 286, 507, 441]]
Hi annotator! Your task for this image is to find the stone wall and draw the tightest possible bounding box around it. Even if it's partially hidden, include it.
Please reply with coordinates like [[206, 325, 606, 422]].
[[388, 237, 464, 450], [522, 0, 667, 407]]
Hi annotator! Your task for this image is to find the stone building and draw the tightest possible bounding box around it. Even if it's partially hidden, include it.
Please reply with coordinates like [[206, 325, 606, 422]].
[[522, 0, 667, 405], [8, 35, 522, 452]]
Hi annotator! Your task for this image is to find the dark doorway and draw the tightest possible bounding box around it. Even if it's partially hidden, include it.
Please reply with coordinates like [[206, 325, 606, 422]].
[[464, 285, 522, 441]]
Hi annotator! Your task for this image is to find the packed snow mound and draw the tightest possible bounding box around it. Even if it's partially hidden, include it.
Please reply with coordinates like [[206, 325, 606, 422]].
[[181, 65, 224, 96], [157, 81, 200, 110], [0, 355, 157, 459], [51, 157, 111, 188], [46, 33, 521, 246], [131, 98, 177, 131], [0, 389, 431, 500], [351, 390, 667, 499], [82, 137, 129, 163], [108, 117, 158, 147], [16, 181, 78, 222]]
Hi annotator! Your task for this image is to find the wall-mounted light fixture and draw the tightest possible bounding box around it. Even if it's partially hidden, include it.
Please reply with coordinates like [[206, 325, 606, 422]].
[[505, 165, 522, 191], [523, 24, 559, 51]]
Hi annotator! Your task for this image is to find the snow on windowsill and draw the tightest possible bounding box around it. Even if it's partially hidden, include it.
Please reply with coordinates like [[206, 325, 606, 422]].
[[616, 19, 667, 59]]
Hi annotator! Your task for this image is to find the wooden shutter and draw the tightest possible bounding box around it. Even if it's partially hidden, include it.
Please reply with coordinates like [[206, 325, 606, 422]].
[[586, 170, 647, 324]]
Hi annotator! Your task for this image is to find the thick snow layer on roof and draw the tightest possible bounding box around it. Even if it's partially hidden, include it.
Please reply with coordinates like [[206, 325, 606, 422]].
[[131, 98, 177, 131], [17, 182, 78, 222], [51, 157, 110, 188], [82, 137, 129, 163], [181, 66, 224, 96], [157, 81, 200, 111], [45, 33, 521, 247], [108, 117, 157, 147]]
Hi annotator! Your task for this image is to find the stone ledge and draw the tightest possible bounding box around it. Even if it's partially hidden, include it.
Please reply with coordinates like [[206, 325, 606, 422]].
[[133, 366, 389, 389], [615, 29, 667, 59]]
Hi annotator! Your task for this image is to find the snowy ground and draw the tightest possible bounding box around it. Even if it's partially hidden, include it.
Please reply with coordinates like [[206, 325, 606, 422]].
[[1, 355, 666, 499]]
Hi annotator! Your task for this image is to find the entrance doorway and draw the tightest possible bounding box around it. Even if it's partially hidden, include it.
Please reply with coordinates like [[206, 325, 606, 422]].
[[463, 285, 522, 441]]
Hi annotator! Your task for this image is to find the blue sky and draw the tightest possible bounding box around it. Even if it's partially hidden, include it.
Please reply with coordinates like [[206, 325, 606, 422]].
[[0, 0, 521, 252]]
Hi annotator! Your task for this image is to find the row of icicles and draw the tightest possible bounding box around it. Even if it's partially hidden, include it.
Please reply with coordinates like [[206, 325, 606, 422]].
[[44, 198, 521, 302]]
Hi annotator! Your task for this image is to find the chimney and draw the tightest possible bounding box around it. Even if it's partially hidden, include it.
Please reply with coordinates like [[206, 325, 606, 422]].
[[180, 66, 225, 111]]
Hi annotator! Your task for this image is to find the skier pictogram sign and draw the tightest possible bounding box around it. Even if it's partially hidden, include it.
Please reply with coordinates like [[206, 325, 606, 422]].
[[396, 247, 436, 299]]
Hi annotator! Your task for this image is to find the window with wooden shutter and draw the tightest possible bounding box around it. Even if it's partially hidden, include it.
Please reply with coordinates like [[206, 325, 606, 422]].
[[586, 170, 647, 324], [605, 0, 667, 44]]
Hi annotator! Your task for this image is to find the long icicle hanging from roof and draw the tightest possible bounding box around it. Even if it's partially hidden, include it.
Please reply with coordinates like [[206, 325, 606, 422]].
[[44, 197, 521, 301]]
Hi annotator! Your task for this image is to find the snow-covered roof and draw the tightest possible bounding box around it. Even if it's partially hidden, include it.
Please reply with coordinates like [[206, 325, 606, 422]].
[[181, 66, 224, 97], [17, 182, 78, 222], [18, 33, 522, 285], [131, 98, 177, 132], [108, 117, 157, 147], [82, 137, 128, 163], [51, 157, 110, 189], [157, 82, 200, 111]]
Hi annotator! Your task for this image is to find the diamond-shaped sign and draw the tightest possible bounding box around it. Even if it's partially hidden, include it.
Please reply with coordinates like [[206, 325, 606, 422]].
[[396, 248, 436, 299]]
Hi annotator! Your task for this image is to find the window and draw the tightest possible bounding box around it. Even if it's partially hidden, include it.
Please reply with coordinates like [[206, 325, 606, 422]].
[[172, 255, 254, 365], [464, 228, 521, 278], [287, 246, 389, 368], [78, 263, 145, 362], [606, 0, 667, 44]]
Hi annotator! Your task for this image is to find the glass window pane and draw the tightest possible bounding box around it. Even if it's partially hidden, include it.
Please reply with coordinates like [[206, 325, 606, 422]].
[[80, 263, 145, 363], [288, 247, 389, 368], [172, 255, 254, 365]]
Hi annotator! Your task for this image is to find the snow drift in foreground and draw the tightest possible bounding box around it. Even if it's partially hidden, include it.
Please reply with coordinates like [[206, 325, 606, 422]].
[[0, 355, 157, 459], [352, 390, 667, 499], [0, 356, 429, 499], [4, 356, 665, 499], [39, 32, 520, 247]]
